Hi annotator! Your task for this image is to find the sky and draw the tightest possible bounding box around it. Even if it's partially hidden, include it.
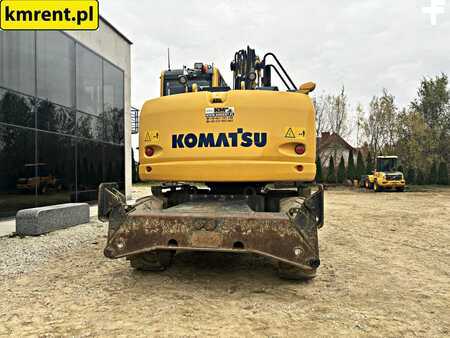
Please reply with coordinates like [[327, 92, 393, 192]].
[[100, 0, 449, 136]]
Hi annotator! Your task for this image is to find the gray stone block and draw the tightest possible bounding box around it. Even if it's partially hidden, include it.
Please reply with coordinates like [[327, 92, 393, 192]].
[[16, 203, 90, 236]]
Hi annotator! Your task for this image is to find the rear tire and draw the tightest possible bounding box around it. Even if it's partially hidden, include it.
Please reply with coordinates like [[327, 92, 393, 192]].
[[374, 182, 383, 192], [130, 250, 174, 271], [396, 187, 404, 192], [277, 262, 316, 280]]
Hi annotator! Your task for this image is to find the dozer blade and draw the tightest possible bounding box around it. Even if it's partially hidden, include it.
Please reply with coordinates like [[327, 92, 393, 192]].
[[99, 184, 324, 276]]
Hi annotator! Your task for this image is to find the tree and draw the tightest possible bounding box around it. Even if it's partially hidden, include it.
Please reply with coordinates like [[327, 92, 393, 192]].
[[313, 88, 350, 138], [438, 162, 449, 185], [410, 74, 450, 165], [347, 149, 355, 180], [416, 169, 425, 185], [328, 87, 349, 137], [406, 168, 416, 185], [428, 161, 438, 184], [356, 150, 366, 178], [366, 151, 374, 174], [313, 93, 332, 137], [326, 155, 336, 183], [355, 104, 365, 148], [411, 74, 449, 129], [315, 157, 323, 183], [337, 156, 346, 184], [395, 109, 436, 171], [362, 89, 398, 156]]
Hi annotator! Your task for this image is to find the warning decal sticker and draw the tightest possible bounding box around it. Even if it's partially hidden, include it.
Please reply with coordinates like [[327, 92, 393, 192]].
[[144, 130, 160, 143], [284, 127, 306, 139]]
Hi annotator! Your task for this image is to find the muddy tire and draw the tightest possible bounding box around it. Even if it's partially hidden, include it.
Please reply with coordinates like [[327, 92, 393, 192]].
[[130, 250, 174, 271], [365, 180, 373, 190], [374, 182, 383, 192], [277, 262, 316, 280]]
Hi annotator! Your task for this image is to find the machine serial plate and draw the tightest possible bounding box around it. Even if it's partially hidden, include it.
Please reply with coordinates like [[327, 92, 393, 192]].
[[205, 107, 235, 123]]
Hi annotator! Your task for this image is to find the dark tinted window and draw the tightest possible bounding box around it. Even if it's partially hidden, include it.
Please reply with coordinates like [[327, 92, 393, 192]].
[[37, 165, 49, 177], [0, 88, 35, 128], [0, 32, 126, 215], [103, 143, 125, 183], [103, 61, 124, 113], [377, 158, 398, 172], [36, 131, 75, 206], [77, 139, 104, 190], [103, 61, 124, 144], [76, 44, 102, 116], [0, 125, 36, 214], [76, 111, 104, 140], [37, 32, 75, 108], [0, 31, 35, 96], [104, 107, 124, 144], [36, 98, 75, 135]]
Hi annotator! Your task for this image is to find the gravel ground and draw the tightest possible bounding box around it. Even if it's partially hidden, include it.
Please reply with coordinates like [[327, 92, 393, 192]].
[[0, 187, 449, 337], [0, 220, 105, 277]]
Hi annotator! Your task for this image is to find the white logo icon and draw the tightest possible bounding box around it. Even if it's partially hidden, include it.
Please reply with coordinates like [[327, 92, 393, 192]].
[[422, 0, 446, 26]]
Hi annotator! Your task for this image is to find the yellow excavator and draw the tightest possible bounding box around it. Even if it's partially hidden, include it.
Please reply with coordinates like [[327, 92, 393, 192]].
[[99, 47, 324, 279]]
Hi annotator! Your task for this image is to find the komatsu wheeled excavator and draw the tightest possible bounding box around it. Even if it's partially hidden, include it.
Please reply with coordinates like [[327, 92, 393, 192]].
[[99, 47, 324, 279]]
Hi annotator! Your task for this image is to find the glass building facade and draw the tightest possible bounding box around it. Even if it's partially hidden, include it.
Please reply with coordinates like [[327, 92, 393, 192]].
[[0, 31, 125, 216]]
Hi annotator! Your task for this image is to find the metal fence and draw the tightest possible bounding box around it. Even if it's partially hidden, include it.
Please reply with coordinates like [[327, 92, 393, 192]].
[[131, 107, 139, 134]]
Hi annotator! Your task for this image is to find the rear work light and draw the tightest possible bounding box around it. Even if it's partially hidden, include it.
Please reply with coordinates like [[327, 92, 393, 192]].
[[295, 144, 306, 155], [145, 146, 154, 157]]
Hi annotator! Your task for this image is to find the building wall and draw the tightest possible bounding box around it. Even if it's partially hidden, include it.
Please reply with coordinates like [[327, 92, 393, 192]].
[[0, 20, 131, 216], [320, 145, 352, 167], [67, 19, 132, 199]]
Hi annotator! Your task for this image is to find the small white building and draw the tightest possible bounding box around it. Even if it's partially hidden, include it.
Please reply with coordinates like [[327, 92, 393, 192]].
[[317, 132, 355, 167]]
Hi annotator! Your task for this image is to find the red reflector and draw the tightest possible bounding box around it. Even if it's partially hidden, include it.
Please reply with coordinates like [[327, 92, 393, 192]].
[[146, 166, 152, 173], [145, 146, 154, 157], [295, 144, 306, 155], [296, 165, 304, 172]]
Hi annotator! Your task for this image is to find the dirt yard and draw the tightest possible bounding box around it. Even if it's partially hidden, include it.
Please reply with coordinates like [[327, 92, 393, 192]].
[[1, 187, 449, 337]]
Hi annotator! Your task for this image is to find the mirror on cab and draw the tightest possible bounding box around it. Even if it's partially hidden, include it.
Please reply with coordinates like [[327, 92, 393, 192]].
[[298, 82, 316, 94]]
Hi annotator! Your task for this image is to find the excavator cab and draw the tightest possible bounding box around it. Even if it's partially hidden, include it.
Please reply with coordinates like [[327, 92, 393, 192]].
[[160, 63, 228, 96], [376, 156, 398, 172]]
